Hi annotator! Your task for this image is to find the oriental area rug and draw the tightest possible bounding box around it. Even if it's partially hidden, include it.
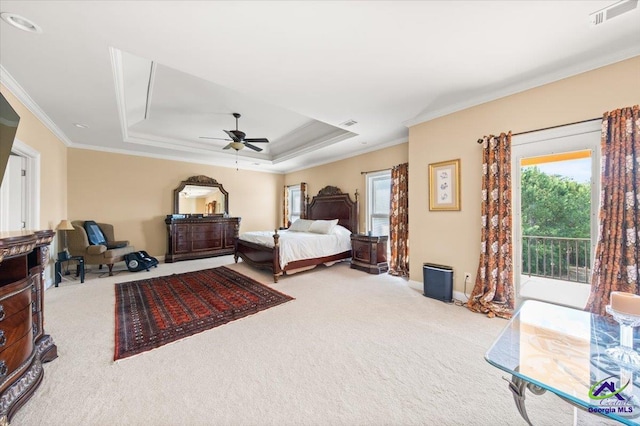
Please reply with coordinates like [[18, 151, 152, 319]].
[[114, 266, 294, 361]]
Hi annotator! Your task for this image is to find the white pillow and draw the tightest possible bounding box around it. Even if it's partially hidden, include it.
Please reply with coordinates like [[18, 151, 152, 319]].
[[288, 219, 314, 232], [331, 225, 352, 237], [308, 219, 339, 234]]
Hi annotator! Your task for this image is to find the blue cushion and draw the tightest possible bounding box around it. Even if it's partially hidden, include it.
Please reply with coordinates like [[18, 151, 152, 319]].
[[84, 221, 107, 246]]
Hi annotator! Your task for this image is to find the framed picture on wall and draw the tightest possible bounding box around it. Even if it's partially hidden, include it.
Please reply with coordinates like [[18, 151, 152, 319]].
[[429, 159, 461, 211]]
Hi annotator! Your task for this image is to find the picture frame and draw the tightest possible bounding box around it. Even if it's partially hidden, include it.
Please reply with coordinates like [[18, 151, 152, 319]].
[[429, 159, 461, 211]]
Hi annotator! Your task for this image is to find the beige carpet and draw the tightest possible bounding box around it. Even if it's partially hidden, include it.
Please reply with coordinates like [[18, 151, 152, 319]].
[[14, 257, 617, 425]]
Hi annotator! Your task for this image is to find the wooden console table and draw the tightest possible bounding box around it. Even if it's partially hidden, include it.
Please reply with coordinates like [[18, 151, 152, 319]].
[[0, 230, 57, 423], [165, 215, 241, 263]]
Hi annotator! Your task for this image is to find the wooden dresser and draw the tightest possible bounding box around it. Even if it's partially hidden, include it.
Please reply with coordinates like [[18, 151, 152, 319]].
[[350, 234, 389, 274], [0, 229, 56, 423], [165, 215, 241, 262]]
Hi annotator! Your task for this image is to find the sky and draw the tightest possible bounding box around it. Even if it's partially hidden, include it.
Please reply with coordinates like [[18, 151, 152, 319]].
[[525, 158, 592, 183]]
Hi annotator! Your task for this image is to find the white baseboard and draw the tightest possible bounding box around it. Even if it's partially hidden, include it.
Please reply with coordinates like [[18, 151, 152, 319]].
[[453, 290, 469, 303], [408, 279, 422, 291], [408, 280, 469, 303]]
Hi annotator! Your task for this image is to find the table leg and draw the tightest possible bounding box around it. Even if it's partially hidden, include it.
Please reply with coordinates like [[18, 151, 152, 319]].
[[504, 375, 546, 425], [54, 261, 61, 287]]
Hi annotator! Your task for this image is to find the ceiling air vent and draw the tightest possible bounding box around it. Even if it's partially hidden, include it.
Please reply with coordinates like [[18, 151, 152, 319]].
[[341, 119, 358, 127], [590, 0, 638, 26]]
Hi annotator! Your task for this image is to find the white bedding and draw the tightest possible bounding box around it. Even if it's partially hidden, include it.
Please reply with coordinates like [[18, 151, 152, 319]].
[[238, 227, 351, 269]]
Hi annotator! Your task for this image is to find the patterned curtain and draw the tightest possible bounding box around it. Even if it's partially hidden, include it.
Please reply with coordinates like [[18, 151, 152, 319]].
[[585, 105, 640, 315], [467, 132, 514, 319], [389, 163, 409, 277], [282, 185, 289, 228]]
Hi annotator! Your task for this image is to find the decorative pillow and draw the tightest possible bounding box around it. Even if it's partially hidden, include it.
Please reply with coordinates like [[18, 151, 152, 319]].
[[288, 219, 314, 232], [308, 219, 339, 234], [84, 220, 107, 246]]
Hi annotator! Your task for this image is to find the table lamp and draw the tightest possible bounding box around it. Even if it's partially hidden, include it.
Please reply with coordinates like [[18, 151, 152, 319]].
[[56, 219, 74, 258]]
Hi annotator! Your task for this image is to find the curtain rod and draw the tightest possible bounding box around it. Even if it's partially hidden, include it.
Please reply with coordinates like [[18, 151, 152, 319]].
[[361, 168, 391, 175], [476, 117, 601, 143]]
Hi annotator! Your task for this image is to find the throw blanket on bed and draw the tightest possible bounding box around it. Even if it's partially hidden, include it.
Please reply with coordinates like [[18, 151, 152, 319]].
[[239, 227, 351, 269]]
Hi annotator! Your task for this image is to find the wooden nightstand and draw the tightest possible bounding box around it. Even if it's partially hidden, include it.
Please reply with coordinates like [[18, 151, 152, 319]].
[[350, 234, 389, 274]]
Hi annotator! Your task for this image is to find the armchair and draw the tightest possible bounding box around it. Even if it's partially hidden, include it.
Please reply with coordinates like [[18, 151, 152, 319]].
[[68, 220, 135, 276]]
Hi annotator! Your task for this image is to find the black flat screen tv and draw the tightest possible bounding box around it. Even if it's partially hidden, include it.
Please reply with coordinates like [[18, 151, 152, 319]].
[[0, 92, 20, 184]]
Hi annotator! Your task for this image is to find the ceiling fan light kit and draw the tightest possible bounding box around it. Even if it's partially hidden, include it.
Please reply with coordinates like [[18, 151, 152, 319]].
[[200, 112, 269, 153], [229, 142, 245, 151]]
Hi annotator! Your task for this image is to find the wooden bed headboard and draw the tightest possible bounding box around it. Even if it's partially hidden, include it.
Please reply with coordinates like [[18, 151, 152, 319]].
[[306, 186, 359, 233]]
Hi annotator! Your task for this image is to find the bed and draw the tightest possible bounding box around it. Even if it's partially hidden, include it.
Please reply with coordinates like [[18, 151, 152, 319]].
[[234, 186, 359, 282]]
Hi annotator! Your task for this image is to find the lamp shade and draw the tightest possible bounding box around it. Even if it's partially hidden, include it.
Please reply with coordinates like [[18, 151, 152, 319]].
[[56, 219, 74, 231]]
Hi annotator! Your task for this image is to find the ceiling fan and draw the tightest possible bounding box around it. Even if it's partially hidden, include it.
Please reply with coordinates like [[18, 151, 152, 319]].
[[199, 112, 269, 152]]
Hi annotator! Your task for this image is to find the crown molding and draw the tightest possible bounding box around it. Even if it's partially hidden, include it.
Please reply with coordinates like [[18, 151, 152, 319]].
[[404, 48, 640, 128], [69, 141, 282, 174], [109, 47, 130, 144], [69, 136, 406, 175], [272, 129, 358, 164], [0, 65, 74, 147], [283, 137, 407, 174], [123, 131, 268, 161]]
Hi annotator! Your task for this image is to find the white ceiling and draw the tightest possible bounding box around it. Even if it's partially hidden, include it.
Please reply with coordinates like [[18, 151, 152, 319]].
[[1, 1, 639, 173]]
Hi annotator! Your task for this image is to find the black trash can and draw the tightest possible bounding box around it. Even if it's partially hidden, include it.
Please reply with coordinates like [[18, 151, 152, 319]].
[[423, 263, 453, 303]]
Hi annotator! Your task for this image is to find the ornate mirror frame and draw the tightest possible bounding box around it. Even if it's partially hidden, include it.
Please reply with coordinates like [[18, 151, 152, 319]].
[[173, 175, 229, 215]]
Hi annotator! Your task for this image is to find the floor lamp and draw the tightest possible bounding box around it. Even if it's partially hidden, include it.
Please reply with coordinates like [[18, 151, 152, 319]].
[[56, 219, 74, 260]]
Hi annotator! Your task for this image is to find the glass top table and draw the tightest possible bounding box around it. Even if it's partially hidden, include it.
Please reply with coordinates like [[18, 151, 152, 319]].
[[486, 300, 640, 425]]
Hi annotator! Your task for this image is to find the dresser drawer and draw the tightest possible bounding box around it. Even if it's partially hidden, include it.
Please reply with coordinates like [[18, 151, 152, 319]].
[[0, 330, 34, 383], [0, 280, 32, 321], [0, 306, 32, 351]]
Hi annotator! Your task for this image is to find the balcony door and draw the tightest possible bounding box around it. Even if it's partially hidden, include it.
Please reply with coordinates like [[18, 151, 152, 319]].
[[512, 121, 600, 307]]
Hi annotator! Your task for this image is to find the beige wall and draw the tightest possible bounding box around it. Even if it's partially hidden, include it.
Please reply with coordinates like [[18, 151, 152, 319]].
[[409, 56, 640, 294], [285, 143, 408, 231], [1, 84, 68, 285], [4, 55, 639, 289], [0, 85, 68, 232], [67, 149, 283, 257]]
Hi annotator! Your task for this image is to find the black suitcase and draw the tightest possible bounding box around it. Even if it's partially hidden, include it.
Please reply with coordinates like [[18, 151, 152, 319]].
[[125, 251, 159, 272]]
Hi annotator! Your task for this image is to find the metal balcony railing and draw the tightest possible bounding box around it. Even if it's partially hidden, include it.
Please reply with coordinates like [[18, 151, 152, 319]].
[[522, 235, 591, 284]]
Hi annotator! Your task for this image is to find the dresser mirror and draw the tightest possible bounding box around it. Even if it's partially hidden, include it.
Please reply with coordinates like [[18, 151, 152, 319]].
[[173, 175, 229, 215]]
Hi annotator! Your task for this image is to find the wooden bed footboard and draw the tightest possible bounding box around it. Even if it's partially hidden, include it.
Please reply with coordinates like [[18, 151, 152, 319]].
[[234, 231, 283, 282], [234, 230, 352, 283]]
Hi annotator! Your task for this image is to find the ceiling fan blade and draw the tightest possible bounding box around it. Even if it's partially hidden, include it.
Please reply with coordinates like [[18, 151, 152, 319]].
[[244, 138, 269, 143], [224, 130, 241, 142], [199, 137, 232, 141], [223, 143, 233, 150], [243, 143, 263, 152]]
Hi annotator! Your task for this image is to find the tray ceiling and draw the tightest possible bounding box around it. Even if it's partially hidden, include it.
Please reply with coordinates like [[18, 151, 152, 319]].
[[0, 1, 639, 173]]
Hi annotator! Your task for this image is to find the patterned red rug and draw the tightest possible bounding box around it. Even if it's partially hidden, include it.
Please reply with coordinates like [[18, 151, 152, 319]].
[[114, 266, 294, 361]]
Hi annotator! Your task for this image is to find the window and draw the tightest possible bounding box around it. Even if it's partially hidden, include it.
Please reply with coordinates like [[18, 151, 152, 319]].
[[287, 185, 302, 224], [366, 170, 391, 236]]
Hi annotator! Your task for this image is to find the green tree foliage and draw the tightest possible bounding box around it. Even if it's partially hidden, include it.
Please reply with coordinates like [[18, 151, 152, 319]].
[[521, 167, 591, 238], [521, 166, 592, 281]]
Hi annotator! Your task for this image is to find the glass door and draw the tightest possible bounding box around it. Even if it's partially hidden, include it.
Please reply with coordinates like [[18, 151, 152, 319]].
[[512, 121, 600, 307]]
